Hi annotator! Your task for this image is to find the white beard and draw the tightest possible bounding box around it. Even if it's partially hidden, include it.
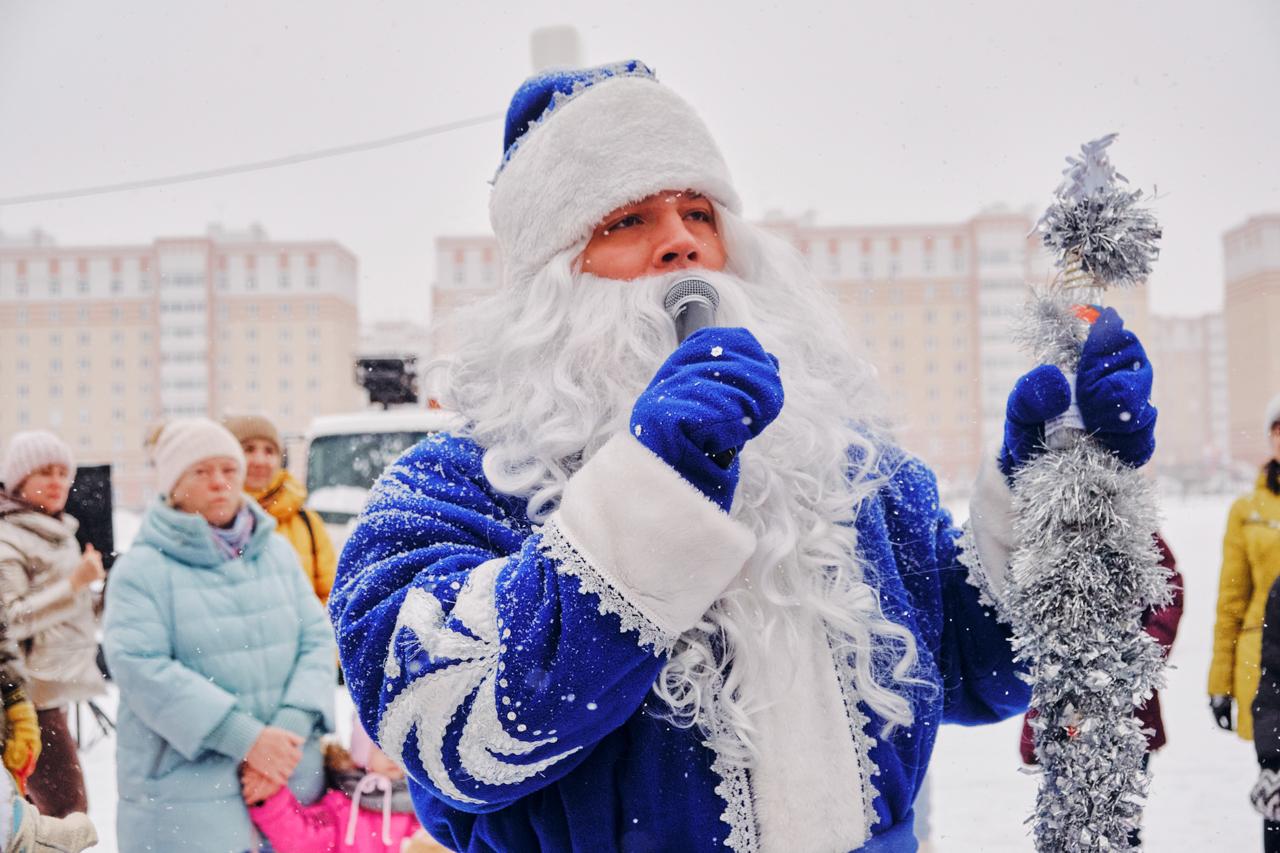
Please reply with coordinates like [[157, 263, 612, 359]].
[[443, 208, 922, 767]]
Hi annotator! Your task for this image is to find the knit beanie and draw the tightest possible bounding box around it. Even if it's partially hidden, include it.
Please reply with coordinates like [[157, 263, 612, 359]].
[[489, 59, 741, 279], [1266, 393, 1280, 433], [2, 430, 73, 494], [152, 418, 246, 497], [222, 413, 282, 454]]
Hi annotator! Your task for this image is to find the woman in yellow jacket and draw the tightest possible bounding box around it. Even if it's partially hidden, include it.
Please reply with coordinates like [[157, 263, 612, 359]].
[[1210, 394, 1280, 740], [223, 414, 335, 606]]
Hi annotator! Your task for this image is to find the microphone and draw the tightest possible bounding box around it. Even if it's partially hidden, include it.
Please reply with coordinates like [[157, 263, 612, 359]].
[[663, 276, 720, 343], [662, 275, 737, 470]]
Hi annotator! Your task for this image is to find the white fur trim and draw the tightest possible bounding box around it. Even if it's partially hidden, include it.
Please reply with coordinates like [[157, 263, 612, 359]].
[[750, 615, 870, 852], [538, 519, 677, 654], [552, 433, 755, 639], [489, 75, 741, 278], [962, 450, 1017, 615]]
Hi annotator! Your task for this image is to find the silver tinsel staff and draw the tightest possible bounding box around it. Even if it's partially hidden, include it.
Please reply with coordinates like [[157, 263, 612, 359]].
[[1010, 135, 1170, 851]]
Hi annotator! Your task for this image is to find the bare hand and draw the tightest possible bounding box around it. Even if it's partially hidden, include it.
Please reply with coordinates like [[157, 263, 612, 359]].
[[71, 544, 105, 593], [243, 726, 303, 787], [240, 765, 283, 805]]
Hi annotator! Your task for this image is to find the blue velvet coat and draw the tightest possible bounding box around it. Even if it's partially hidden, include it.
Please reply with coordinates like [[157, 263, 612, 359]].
[[331, 432, 1028, 852]]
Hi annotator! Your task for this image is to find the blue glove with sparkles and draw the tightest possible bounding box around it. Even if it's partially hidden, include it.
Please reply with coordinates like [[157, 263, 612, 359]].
[[1076, 307, 1157, 468], [999, 307, 1156, 477], [630, 327, 783, 512]]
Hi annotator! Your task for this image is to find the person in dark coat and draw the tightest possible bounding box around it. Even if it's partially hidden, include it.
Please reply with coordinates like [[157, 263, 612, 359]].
[[1020, 533, 1184, 846], [1249, 568, 1280, 851]]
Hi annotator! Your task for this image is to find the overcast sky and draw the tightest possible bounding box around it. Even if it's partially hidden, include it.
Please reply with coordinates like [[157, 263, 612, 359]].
[[2, 1, 1277, 325]]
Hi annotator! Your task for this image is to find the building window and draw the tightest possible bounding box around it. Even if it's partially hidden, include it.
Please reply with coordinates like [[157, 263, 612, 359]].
[[49, 308, 61, 323], [77, 279, 90, 295], [309, 351, 320, 366], [77, 332, 90, 346], [246, 328, 258, 341], [112, 306, 123, 321], [307, 274, 318, 289], [79, 408, 91, 424], [280, 303, 291, 317], [307, 326, 320, 340], [279, 378, 290, 392], [246, 276, 257, 291], [78, 358, 90, 371], [16, 385, 28, 399], [16, 412, 29, 426], [49, 278, 61, 296], [248, 379, 259, 392], [111, 279, 123, 294], [50, 358, 63, 373], [16, 333, 28, 347], [50, 384, 63, 398], [113, 409, 125, 423], [16, 279, 27, 296], [279, 274, 290, 290], [112, 358, 124, 370], [16, 359, 29, 373]]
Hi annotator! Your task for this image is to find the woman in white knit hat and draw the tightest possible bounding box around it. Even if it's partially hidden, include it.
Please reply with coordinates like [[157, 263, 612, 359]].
[[0, 429, 106, 818], [104, 417, 335, 853]]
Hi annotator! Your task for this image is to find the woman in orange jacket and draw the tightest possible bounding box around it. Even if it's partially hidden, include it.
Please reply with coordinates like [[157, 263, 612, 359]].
[[223, 414, 335, 606], [1210, 393, 1280, 740]]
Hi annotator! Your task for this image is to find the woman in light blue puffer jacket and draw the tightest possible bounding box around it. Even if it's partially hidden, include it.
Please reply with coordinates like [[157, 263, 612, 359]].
[[104, 418, 336, 853]]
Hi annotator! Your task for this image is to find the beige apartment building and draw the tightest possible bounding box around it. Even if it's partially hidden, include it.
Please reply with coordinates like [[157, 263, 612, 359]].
[[1223, 214, 1280, 468], [1144, 312, 1229, 476], [0, 225, 363, 508], [432, 207, 1151, 488]]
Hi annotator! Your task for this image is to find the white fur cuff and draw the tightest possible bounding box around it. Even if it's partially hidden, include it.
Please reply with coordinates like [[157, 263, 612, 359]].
[[550, 434, 755, 640], [962, 451, 1017, 615], [489, 75, 741, 279]]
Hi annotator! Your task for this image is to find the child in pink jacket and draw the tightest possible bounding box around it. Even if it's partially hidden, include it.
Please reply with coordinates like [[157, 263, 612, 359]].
[[244, 722, 441, 853]]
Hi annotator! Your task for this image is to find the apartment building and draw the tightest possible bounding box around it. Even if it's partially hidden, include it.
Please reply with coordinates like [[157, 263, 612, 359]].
[[0, 225, 362, 508]]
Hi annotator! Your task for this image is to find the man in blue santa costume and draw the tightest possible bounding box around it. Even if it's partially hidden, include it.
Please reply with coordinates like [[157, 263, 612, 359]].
[[331, 60, 1157, 852]]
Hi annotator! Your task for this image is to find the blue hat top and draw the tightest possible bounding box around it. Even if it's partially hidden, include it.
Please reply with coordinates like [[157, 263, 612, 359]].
[[500, 60, 657, 169]]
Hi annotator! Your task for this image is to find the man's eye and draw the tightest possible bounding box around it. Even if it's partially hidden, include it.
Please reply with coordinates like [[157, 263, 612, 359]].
[[609, 214, 643, 231], [685, 209, 712, 223]]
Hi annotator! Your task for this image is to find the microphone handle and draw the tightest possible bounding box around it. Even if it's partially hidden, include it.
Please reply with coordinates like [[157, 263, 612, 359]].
[[674, 299, 717, 343]]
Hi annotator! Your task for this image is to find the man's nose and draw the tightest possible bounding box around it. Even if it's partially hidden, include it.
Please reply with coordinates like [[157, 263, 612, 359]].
[[651, 215, 701, 271]]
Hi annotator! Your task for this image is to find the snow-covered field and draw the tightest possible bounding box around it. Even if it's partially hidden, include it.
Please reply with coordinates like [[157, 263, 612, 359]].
[[80, 495, 1255, 851]]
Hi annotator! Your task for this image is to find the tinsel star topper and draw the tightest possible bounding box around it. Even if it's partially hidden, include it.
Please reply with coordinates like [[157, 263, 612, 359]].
[[1035, 134, 1162, 290]]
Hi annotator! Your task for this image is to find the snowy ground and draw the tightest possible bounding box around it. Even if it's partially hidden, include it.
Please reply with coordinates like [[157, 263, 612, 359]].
[[79, 496, 1254, 851]]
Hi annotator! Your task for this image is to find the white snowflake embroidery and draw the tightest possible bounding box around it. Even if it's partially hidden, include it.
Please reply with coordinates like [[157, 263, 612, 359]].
[[379, 558, 580, 805]]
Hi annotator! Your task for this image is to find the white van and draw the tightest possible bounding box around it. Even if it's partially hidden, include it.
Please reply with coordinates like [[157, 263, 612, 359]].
[[302, 407, 460, 548]]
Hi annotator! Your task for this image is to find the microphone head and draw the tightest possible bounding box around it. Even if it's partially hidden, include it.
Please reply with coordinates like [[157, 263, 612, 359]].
[[663, 275, 720, 318]]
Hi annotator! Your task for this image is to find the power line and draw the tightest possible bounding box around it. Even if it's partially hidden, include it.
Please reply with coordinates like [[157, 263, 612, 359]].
[[0, 112, 503, 207]]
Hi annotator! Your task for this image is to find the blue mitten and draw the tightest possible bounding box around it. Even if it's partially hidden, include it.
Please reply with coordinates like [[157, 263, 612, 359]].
[[1076, 307, 1157, 468], [999, 364, 1073, 478], [630, 327, 784, 512]]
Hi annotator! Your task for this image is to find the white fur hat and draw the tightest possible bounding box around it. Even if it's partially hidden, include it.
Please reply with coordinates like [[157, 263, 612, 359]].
[[489, 60, 742, 279], [2, 430, 73, 493], [152, 417, 246, 497], [1266, 393, 1280, 433]]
